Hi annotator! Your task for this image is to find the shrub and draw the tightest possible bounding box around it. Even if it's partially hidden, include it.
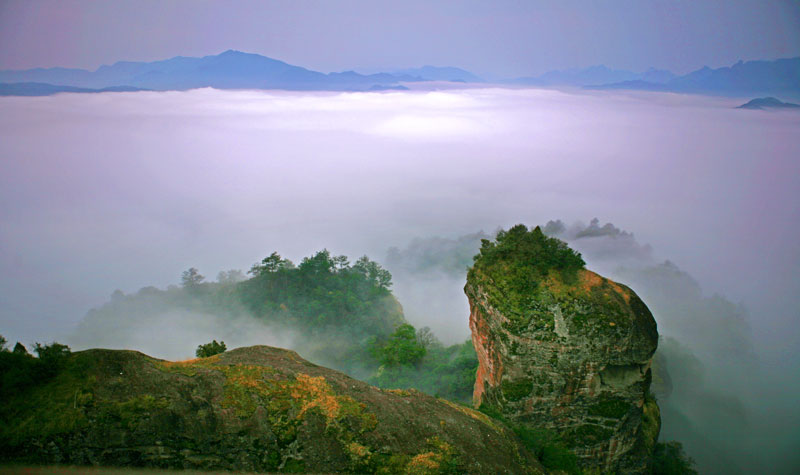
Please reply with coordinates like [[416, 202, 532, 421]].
[[196, 339, 227, 358], [478, 403, 581, 474], [652, 441, 698, 474], [469, 225, 585, 319]]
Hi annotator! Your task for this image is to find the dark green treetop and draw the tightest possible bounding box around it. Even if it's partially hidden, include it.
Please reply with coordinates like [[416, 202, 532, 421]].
[[468, 224, 585, 320], [196, 340, 227, 358]]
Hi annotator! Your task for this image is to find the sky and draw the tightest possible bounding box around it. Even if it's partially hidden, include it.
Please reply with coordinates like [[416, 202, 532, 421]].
[[1, 0, 799, 77]]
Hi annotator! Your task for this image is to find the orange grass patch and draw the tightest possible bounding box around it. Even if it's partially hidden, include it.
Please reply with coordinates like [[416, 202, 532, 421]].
[[293, 373, 341, 421], [408, 451, 440, 472], [159, 354, 220, 367]]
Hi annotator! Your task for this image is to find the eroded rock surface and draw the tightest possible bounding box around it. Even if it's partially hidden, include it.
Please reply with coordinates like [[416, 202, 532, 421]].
[[467, 225, 660, 473], [0, 345, 543, 474]]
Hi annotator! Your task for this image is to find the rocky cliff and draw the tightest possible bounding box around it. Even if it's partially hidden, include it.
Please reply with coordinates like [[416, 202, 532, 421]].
[[466, 225, 660, 473], [0, 345, 543, 474]]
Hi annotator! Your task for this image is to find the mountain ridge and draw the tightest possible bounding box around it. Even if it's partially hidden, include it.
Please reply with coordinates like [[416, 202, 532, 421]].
[[2, 51, 795, 97], [588, 57, 800, 96], [0, 50, 471, 95]]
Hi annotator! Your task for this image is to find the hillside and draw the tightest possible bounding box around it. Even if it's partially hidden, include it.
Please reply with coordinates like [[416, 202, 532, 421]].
[[1, 238, 698, 473], [0, 345, 542, 473], [70, 250, 478, 404]]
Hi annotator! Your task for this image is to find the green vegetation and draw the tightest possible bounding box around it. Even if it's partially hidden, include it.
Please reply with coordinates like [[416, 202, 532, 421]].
[[478, 402, 581, 474], [652, 441, 698, 474], [195, 339, 226, 358], [0, 346, 93, 448], [368, 338, 477, 404], [513, 425, 582, 475], [468, 224, 585, 321], [73, 249, 475, 403], [500, 377, 533, 402], [0, 340, 72, 399], [239, 250, 400, 338], [370, 324, 426, 367], [181, 267, 205, 288], [586, 395, 630, 419], [562, 424, 613, 446]]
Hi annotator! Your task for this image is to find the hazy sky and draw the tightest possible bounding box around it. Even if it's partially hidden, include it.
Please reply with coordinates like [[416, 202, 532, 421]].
[[1, 0, 799, 76]]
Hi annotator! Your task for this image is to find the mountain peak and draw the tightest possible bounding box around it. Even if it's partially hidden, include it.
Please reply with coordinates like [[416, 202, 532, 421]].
[[737, 96, 800, 110], [218, 49, 248, 56], [466, 224, 659, 473]]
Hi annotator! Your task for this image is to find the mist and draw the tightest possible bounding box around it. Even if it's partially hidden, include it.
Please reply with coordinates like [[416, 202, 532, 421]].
[[1, 86, 798, 472], [384, 218, 795, 473]]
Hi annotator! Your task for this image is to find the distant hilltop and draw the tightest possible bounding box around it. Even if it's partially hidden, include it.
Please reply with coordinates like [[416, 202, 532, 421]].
[[737, 96, 800, 110], [1, 50, 798, 96]]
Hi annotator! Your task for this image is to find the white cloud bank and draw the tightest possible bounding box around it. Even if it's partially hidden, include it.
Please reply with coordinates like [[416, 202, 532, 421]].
[[0, 87, 798, 360]]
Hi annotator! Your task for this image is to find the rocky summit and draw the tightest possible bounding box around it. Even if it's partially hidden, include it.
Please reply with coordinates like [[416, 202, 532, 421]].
[[466, 225, 660, 473], [0, 345, 543, 474]]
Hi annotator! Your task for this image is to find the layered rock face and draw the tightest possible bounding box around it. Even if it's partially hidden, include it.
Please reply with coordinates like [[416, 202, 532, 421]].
[[466, 225, 660, 473]]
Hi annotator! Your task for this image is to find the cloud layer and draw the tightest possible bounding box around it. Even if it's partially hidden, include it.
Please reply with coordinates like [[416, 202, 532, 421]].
[[0, 86, 797, 353]]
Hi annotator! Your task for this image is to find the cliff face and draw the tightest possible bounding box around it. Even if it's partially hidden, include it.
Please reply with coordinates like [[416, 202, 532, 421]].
[[466, 226, 660, 473], [1, 346, 543, 474]]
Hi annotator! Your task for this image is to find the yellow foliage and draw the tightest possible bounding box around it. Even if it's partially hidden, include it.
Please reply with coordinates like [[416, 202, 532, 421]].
[[293, 373, 342, 422], [159, 354, 220, 368], [407, 452, 440, 473]]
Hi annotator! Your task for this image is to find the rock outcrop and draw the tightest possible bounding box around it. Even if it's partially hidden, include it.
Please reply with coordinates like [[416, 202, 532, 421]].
[[466, 225, 660, 473], [0, 345, 543, 474]]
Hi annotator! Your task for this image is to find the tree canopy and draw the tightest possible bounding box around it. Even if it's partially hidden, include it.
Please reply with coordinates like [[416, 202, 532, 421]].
[[196, 340, 227, 358], [469, 224, 586, 320], [181, 267, 205, 288], [238, 250, 399, 337], [472, 224, 585, 276]]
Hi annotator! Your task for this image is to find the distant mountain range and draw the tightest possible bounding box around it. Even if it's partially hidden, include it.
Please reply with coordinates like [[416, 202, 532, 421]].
[[512, 65, 676, 87], [586, 57, 800, 97], [393, 65, 482, 83], [0, 50, 797, 97], [0, 82, 147, 96], [0, 50, 428, 94]]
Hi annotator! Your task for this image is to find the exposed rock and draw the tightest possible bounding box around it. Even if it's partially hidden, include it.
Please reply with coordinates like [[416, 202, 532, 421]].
[[466, 225, 659, 473], [0, 345, 543, 474]]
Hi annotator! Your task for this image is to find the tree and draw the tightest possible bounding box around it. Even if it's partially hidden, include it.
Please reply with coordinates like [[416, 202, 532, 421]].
[[110, 289, 125, 302], [299, 249, 335, 274], [196, 340, 227, 358], [0, 334, 6, 352], [416, 326, 441, 350], [333, 255, 350, 272], [181, 267, 205, 288], [249, 252, 294, 276], [12, 342, 28, 355], [652, 441, 698, 475], [33, 341, 71, 377], [217, 269, 245, 284], [353, 255, 393, 290], [374, 324, 426, 367], [33, 342, 71, 361]]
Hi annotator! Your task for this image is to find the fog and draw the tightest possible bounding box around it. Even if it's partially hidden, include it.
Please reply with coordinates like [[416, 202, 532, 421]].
[[1, 86, 798, 472]]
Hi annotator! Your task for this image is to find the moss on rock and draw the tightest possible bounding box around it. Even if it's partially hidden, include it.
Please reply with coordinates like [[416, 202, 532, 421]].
[[1, 346, 544, 474], [467, 224, 660, 474]]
